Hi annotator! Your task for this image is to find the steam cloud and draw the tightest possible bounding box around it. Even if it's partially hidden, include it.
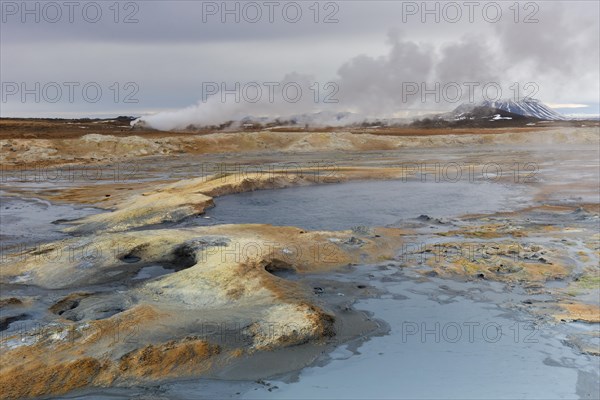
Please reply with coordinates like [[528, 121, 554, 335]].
[[136, 4, 599, 131]]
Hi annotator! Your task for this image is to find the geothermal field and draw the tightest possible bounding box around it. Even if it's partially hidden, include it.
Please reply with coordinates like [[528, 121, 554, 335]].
[[0, 120, 598, 399], [1, 1, 599, 399]]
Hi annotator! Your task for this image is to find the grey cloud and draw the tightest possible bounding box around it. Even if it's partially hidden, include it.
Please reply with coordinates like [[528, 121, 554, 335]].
[[493, 1, 599, 75], [1, 1, 598, 120]]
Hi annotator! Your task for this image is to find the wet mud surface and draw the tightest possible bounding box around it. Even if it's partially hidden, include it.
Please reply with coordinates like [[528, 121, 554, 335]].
[[1, 137, 598, 399]]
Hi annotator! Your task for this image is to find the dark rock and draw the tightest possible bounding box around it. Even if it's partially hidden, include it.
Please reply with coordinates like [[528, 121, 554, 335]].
[[344, 236, 365, 247]]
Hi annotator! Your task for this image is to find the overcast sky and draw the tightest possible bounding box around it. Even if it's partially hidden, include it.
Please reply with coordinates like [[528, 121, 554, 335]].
[[1, 0, 598, 122]]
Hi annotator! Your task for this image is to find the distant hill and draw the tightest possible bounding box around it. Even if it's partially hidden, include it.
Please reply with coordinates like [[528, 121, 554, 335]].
[[447, 98, 566, 121]]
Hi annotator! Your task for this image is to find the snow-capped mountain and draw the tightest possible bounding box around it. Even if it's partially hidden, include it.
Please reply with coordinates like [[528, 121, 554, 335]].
[[479, 98, 566, 120]]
